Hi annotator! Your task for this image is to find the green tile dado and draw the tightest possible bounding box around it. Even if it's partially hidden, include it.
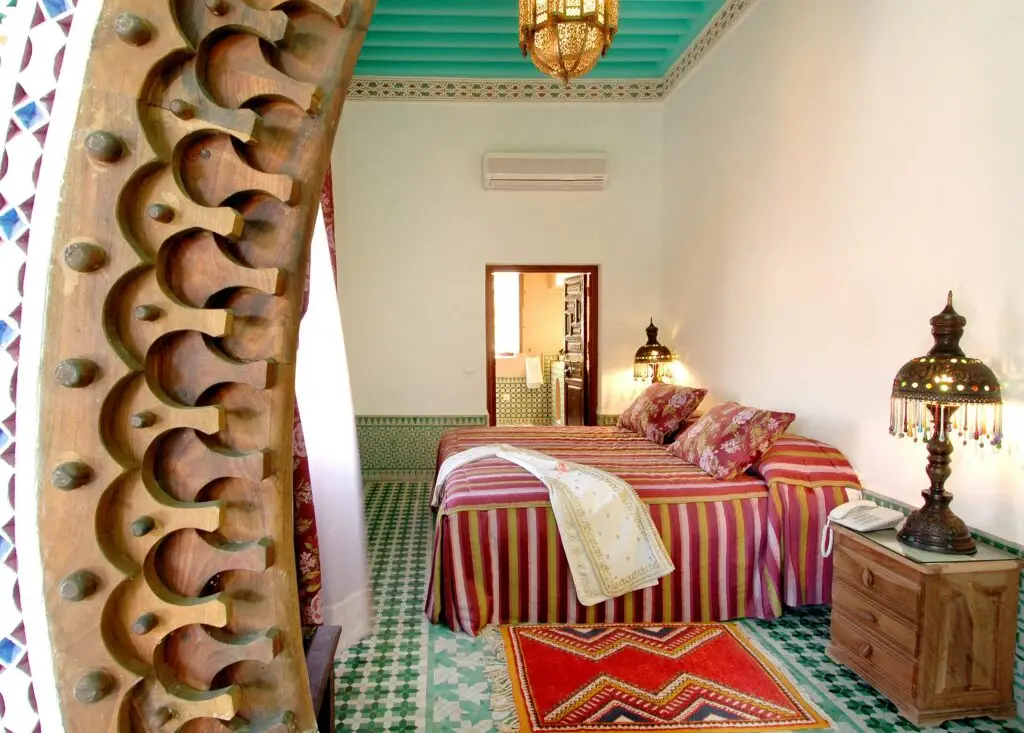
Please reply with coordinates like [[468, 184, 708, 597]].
[[354, 0, 727, 80], [356, 415, 487, 474]]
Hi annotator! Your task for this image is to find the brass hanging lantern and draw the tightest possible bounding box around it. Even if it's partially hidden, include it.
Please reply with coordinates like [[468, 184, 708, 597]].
[[519, 0, 619, 85]]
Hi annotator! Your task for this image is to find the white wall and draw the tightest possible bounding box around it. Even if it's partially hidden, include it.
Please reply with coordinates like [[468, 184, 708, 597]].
[[661, 0, 1024, 543], [334, 101, 664, 416]]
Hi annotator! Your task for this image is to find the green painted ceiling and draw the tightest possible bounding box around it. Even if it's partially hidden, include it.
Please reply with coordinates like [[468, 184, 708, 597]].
[[354, 0, 728, 80]]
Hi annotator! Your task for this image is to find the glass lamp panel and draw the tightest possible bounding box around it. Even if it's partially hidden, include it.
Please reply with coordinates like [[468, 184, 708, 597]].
[[519, 0, 532, 24], [584, 0, 597, 14], [537, 11, 548, 23], [537, 0, 548, 18]]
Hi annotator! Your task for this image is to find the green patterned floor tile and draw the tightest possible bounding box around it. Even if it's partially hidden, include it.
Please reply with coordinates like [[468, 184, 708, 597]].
[[337, 482, 1024, 732]]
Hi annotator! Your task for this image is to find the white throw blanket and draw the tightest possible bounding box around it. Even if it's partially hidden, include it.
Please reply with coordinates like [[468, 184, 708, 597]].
[[433, 444, 674, 606]]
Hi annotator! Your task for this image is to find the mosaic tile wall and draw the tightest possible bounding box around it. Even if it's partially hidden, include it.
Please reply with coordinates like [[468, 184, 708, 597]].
[[864, 490, 1024, 715], [356, 415, 488, 477], [495, 376, 552, 426], [0, 1, 78, 731]]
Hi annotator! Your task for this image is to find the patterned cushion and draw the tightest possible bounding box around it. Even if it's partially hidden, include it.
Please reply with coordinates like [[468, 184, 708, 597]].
[[617, 384, 707, 444], [667, 401, 796, 479]]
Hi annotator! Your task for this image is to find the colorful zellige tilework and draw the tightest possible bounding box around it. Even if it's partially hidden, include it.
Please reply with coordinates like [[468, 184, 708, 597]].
[[338, 482, 1024, 731], [0, 2, 77, 732], [355, 415, 487, 475]]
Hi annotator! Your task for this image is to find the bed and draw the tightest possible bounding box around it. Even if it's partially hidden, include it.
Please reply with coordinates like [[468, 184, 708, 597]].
[[426, 425, 861, 635]]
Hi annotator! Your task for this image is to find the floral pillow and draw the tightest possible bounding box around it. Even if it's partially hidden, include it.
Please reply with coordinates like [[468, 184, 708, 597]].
[[668, 401, 795, 480], [617, 384, 707, 444]]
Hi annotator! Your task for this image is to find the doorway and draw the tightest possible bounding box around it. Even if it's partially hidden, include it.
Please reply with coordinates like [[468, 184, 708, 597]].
[[485, 265, 599, 427]]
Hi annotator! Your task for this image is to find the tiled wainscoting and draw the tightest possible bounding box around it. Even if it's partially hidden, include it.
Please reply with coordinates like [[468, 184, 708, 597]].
[[356, 415, 487, 480], [357, 414, 622, 479], [495, 353, 561, 426], [864, 491, 1024, 716], [495, 376, 552, 425]]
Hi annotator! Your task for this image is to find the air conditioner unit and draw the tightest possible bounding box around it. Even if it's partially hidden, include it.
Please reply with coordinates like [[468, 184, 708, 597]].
[[482, 152, 608, 191]]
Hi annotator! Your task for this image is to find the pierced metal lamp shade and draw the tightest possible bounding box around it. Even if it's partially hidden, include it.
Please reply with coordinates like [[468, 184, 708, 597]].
[[519, 0, 618, 85], [889, 292, 1003, 555], [634, 319, 675, 381], [890, 292, 1003, 447]]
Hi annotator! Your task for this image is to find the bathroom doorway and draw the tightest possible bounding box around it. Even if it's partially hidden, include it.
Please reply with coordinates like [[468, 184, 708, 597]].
[[485, 265, 599, 427]]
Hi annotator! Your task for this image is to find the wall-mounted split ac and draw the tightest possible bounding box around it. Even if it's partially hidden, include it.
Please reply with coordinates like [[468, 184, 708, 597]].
[[482, 152, 609, 191]]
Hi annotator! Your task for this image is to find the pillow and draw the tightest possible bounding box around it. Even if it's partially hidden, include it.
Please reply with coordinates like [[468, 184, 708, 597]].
[[667, 401, 795, 480], [617, 384, 707, 444]]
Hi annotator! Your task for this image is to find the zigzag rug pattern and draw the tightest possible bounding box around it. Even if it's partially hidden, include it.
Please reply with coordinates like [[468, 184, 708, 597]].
[[500, 622, 828, 732]]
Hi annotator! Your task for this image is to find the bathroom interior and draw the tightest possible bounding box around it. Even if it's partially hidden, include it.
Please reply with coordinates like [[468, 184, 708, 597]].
[[493, 271, 577, 426]]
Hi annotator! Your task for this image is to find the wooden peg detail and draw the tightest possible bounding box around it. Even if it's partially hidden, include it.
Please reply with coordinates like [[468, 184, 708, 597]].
[[130, 515, 156, 537], [59, 570, 100, 602], [148, 331, 272, 408], [114, 12, 154, 46], [163, 233, 284, 308], [181, 134, 300, 207], [152, 430, 271, 502], [204, 35, 322, 114], [63, 241, 107, 273], [123, 166, 243, 260], [175, 0, 290, 46], [73, 670, 115, 704], [162, 626, 281, 694], [52, 460, 93, 490], [101, 373, 225, 465], [168, 98, 195, 120], [141, 57, 260, 158], [130, 677, 240, 730], [131, 612, 158, 635], [99, 471, 222, 569], [158, 532, 274, 597], [84, 131, 126, 164], [55, 357, 99, 388], [32, 0, 374, 728], [109, 569, 231, 667], [107, 265, 233, 365]]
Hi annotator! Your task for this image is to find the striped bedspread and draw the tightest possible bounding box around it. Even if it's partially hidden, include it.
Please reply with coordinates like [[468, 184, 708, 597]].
[[426, 426, 861, 635]]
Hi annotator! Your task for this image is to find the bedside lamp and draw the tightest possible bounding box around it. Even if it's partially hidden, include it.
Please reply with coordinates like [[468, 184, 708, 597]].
[[889, 292, 1002, 555], [634, 319, 676, 383]]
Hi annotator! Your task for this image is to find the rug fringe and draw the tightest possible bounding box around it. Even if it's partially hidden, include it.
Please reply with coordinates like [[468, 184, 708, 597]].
[[482, 625, 520, 733]]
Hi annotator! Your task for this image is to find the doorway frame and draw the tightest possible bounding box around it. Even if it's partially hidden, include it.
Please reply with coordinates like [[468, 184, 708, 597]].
[[485, 264, 599, 427]]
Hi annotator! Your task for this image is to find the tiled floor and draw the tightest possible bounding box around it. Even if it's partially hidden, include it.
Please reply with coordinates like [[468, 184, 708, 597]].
[[336, 482, 1024, 732]]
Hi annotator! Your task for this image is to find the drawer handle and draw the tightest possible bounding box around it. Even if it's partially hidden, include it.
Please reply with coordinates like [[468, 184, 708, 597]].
[[857, 609, 877, 624], [858, 643, 873, 658], [861, 568, 875, 587]]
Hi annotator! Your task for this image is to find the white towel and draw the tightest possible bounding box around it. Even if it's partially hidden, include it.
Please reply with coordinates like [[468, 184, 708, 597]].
[[525, 356, 543, 388]]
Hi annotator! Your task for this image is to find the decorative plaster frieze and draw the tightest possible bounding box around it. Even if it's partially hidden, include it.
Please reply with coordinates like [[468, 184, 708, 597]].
[[347, 0, 758, 103]]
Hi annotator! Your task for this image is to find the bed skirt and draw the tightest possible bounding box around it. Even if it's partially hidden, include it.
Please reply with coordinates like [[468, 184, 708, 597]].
[[426, 482, 851, 635]]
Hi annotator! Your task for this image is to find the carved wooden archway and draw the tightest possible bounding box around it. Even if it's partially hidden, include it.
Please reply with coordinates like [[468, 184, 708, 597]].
[[28, 1, 374, 730]]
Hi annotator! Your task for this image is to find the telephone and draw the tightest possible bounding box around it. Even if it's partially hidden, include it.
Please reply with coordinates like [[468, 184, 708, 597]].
[[820, 500, 904, 557]]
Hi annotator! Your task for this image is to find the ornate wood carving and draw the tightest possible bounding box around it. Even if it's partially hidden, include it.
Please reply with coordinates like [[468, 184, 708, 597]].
[[33, 1, 373, 730]]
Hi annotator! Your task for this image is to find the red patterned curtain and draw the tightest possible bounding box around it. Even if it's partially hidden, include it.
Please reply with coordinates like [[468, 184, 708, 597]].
[[292, 167, 339, 625]]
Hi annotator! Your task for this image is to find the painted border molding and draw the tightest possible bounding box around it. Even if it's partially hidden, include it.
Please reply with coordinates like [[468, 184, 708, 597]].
[[346, 0, 758, 102]]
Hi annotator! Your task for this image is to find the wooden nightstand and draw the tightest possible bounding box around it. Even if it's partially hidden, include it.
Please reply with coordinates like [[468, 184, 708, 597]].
[[826, 525, 1023, 727]]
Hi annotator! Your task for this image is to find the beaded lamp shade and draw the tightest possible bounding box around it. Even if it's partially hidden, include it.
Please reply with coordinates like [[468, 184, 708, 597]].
[[634, 319, 675, 382], [519, 0, 618, 85], [889, 292, 1003, 555]]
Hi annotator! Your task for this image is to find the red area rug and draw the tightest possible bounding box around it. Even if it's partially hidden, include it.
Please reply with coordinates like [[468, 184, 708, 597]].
[[492, 623, 827, 732]]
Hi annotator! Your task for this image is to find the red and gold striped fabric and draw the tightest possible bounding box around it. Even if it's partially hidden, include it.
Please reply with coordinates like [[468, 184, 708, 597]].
[[426, 426, 861, 635]]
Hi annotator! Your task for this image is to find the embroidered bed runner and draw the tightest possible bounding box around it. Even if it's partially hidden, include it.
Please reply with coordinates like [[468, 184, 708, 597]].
[[434, 444, 674, 606]]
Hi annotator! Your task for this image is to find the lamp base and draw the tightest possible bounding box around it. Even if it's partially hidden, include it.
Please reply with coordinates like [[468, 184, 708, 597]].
[[896, 489, 976, 555]]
